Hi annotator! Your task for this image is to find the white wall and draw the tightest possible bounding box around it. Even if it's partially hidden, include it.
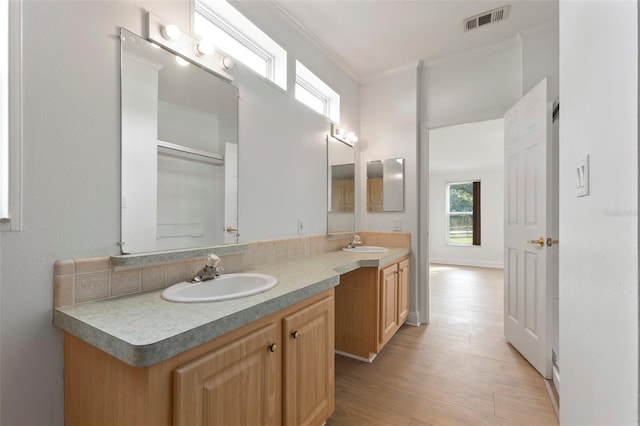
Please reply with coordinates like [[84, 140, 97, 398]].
[[421, 40, 522, 126], [420, 20, 559, 126], [0, 1, 360, 424], [227, 0, 361, 241], [520, 22, 559, 102], [429, 169, 503, 268], [559, 1, 638, 424], [360, 64, 420, 320], [361, 65, 419, 235]]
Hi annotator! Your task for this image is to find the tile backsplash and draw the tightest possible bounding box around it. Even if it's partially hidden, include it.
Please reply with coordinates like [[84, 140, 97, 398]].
[[53, 231, 410, 308]]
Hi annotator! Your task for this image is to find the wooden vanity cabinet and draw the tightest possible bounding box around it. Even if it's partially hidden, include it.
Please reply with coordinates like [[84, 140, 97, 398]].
[[283, 295, 334, 426], [335, 256, 410, 360], [397, 258, 410, 325], [173, 323, 281, 426], [379, 257, 410, 348], [63, 289, 334, 426], [379, 262, 400, 347]]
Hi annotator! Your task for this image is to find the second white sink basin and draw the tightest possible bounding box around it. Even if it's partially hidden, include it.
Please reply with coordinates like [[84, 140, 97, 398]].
[[162, 273, 278, 303], [342, 246, 389, 253]]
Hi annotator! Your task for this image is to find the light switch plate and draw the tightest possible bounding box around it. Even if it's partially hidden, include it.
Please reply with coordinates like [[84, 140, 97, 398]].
[[393, 218, 402, 231], [576, 154, 590, 197]]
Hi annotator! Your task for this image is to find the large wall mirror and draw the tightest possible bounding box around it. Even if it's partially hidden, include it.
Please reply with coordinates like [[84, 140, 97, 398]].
[[367, 158, 405, 212], [120, 28, 239, 254], [327, 138, 355, 234]]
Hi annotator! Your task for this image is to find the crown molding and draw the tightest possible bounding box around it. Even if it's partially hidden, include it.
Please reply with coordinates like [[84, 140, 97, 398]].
[[361, 61, 423, 84], [265, 0, 363, 82], [422, 36, 521, 69]]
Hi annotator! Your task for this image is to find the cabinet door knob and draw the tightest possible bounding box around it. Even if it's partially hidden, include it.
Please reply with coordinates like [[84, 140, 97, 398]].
[[268, 343, 277, 352], [292, 330, 300, 339]]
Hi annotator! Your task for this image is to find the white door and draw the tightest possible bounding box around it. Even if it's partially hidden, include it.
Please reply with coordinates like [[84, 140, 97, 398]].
[[504, 78, 557, 379]]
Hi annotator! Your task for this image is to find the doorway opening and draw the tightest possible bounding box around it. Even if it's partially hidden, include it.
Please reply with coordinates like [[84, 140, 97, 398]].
[[418, 81, 560, 416], [428, 118, 505, 269]]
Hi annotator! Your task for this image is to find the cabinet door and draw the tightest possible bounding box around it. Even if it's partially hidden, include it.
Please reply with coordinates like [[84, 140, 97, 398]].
[[379, 264, 399, 347], [397, 258, 410, 325], [174, 323, 281, 426], [283, 295, 335, 426]]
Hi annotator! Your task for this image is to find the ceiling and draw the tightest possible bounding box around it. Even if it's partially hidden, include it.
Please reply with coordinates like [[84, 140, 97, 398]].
[[271, 0, 558, 80], [429, 118, 504, 172]]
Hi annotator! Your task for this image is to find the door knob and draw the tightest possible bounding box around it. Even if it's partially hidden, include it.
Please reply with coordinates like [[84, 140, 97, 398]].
[[292, 330, 300, 339], [526, 237, 545, 248], [225, 226, 238, 232], [268, 343, 277, 352]]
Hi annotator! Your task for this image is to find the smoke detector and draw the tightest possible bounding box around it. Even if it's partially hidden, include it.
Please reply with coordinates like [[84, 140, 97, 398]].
[[464, 5, 511, 32]]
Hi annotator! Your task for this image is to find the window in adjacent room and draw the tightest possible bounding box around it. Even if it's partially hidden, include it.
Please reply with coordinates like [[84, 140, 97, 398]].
[[194, 0, 287, 90], [295, 60, 340, 122], [446, 181, 481, 246]]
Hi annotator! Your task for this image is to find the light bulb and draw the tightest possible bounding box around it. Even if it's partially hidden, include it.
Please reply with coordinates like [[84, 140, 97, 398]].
[[161, 24, 181, 41], [221, 57, 234, 70], [195, 40, 215, 56], [336, 128, 345, 137], [346, 131, 356, 142]]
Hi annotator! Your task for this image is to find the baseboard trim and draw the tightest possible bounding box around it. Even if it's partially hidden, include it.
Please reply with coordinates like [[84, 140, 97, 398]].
[[545, 377, 560, 420], [406, 312, 421, 326], [335, 350, 376, 363]]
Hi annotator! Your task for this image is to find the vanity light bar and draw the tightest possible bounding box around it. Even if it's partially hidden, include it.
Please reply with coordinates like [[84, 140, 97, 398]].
[[146, 12, 233, 82], [330, 123, 358, 146]]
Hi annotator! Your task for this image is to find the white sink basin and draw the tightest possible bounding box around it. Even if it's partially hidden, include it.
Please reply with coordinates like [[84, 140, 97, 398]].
[[162, 273, 278, 303], [342, 246, 389, 253]]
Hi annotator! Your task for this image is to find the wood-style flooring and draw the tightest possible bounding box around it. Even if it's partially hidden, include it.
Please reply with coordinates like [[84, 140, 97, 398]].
[[327, 264, 558, 426]]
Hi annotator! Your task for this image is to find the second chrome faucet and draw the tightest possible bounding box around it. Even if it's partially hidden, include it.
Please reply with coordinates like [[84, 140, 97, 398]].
[[347, 234, 362, 249]]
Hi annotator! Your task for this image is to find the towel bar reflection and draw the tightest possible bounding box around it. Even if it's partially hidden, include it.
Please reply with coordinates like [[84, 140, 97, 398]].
[[157, 140, 224, 162]]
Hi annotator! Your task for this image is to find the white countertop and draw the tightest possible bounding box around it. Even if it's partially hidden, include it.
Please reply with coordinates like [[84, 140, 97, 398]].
[[53, 248, 410, 367]]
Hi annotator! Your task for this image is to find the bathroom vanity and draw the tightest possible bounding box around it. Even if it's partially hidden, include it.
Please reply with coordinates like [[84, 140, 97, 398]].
[[335, 255, 410, 361], [63, 289, 333, 426], [54, 244, 410, 426]]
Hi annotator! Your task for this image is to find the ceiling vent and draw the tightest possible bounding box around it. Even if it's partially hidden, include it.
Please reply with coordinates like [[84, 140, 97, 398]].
[[464, 5, 511, 32]]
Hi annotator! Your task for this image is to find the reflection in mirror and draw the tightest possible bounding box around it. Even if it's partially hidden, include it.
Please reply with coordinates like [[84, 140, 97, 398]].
[[120, 28, 239, 254], [327, 138, 355, 234], [367, 158, 405, 212]]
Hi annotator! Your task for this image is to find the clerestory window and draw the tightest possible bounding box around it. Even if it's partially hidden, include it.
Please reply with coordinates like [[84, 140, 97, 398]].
[[295, 60, 340, 123], [194, 0, 287, 90]]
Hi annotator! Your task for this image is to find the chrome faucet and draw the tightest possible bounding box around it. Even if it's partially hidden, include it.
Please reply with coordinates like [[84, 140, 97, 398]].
[[190, 253, 224, 283], [347, 234, 362, 249]]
